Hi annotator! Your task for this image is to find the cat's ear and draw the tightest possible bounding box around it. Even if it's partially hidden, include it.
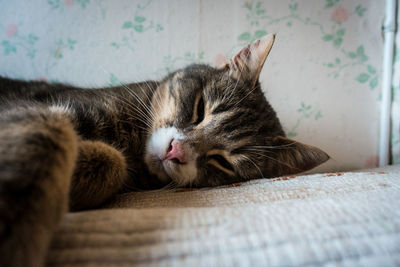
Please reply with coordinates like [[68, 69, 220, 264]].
[[268, 136, 329, 176], [223, 33, 275, 87]]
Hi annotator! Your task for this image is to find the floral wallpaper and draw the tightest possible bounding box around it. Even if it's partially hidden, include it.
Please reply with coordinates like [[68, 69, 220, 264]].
[[0, 0, 388, 172]]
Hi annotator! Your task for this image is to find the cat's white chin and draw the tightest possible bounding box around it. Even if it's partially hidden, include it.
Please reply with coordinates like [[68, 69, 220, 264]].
[[162, 158, 198, 186], [144, 126, 198, 186]]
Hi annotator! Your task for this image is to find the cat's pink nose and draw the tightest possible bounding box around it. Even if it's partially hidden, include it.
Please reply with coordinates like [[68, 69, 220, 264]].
[[165, 139, 186, 164]]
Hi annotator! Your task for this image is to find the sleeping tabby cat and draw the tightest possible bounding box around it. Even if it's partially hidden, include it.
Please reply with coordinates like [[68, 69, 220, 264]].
[[0, 34, 328, 266]]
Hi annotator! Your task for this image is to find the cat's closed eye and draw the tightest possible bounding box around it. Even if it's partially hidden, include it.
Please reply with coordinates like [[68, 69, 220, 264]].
[[193, 93, 205, 125], [208, 154, 235, 174], [144, 34, 329, 188]]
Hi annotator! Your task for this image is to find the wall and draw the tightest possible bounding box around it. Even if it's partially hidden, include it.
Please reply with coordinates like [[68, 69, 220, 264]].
[[391, 2, 400, 165], [0, 0, 386, 172]]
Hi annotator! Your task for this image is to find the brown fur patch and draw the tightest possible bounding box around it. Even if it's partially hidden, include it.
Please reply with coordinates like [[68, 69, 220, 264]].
[[70, 140, 127, 211], [0, 108, 78, 267]]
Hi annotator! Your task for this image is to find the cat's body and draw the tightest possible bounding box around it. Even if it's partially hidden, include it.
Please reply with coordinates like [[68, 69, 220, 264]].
[[0, 77, 161, 188], [0, 35, 329, 266]]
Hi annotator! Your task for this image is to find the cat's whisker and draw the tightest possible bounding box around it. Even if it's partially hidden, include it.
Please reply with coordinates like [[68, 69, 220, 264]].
[[218, 70, 232, 102], [107, 102, 153, 130], [122, 107, 154, 126], [234, 85, 258, 107], [99, 91, 154, 127], [245, 150, 301, 171], [124, 86, 157, 121], [222, 80, 237, 103], [139, 81, 162, 112], [229, 69, 254, 107], [115, 117, 151, 134], [221, 82, 236, 102], [241, 154, 265, 179], [244, 150, 276, 158], [143, 80, 162, 107], [146, 181, 179, 193], [239, 145, 298, 155], [136, 81, 164, 125], [98, 66, 156, 123], [225, 60, 247, 105], [121, 106, 152, 125], [131, 81, 159, 117], [116, 113, 152, 132], [124, 105, 153, 126], [161, 181, 179, 191], [146, 82, 164, 122], [247, 143, 297, 149], [240, 147, 296, 154], [138, 81, 154, 103], [240, 149, 276, 155]]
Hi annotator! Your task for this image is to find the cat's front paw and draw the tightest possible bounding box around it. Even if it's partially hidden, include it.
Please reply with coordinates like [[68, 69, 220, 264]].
[[70, 141, 127, 211]]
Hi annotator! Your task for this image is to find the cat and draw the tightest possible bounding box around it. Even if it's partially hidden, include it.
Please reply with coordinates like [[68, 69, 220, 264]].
[[0, 34, 329, 266]]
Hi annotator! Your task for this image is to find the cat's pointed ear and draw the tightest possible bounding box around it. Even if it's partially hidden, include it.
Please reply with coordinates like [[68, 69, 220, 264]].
[[223, 33, 275, 87], [269, 136, 329, 176]]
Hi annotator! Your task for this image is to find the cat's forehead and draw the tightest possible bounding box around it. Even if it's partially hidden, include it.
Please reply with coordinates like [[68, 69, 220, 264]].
[[162, 64, 278, 141], [169, 65, 249, 98], [169, 64, 225, 84]]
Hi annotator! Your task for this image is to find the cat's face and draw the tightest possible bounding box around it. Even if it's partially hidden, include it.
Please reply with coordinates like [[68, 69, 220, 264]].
[[145, 35, 329, 187]]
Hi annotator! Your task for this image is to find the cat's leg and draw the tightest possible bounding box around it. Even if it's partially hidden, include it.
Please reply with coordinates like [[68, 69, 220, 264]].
[[0, 108, 78, 267], [69, 140, 128, 211]]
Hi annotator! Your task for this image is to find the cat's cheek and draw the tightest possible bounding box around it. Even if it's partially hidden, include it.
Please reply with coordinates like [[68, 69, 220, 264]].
[[144, 153, 170, 183], [182, 161, 199, 185], [163, 159, 198, 187]]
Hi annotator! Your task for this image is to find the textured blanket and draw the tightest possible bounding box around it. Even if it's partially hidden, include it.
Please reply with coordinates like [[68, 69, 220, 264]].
[[47, 165, 400, 266]]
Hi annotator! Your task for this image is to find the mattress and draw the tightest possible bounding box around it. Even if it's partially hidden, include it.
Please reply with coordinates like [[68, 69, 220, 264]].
[[47, 165, 400, 266]]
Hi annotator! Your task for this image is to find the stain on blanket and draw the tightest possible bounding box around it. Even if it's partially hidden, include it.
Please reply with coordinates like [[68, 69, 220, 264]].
[[273, 175, 297, 181], [325, 172, 344, 177], [378, 183, 390, 187], [324, 171, 387, 178], [173, 171, 389, 193]]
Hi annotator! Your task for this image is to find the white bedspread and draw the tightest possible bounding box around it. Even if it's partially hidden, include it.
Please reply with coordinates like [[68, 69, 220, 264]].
[[47, 165, 400, 266]]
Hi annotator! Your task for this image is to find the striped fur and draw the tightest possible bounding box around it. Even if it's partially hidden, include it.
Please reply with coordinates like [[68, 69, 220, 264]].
[[145, 63, 329, 187], [0, 35, 328, 266]]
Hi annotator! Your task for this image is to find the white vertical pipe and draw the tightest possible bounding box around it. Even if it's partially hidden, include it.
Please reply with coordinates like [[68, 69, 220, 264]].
[[379, 0, 396, 167]]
